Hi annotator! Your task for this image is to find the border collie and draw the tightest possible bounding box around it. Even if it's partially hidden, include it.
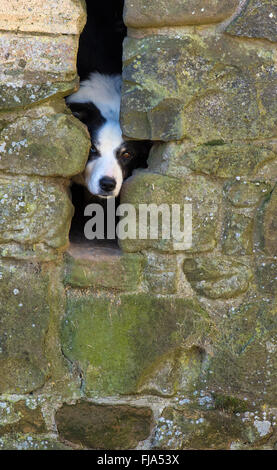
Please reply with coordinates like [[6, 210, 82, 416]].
[[66, 74, 150, 198], [66, 2, 150, 199]]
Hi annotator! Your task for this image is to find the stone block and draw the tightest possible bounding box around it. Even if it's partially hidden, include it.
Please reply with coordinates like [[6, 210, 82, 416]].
[[64, 242, 144, 291], [0, 434, 72, 450], [0, 260, 51, 393], [124, 0, 239, 28], [226, 0, 277, 42], [0, 175, 73, 250], [0, 0, 86, 35], [153, 405, 269, 450], [0, 399, 46, 435], [224, 180, 272, 207], [119, 171, 221, 253], [183, 255, 252, 299], [56, 401, 153, 450], [256, 258, 277, 295], [62, 293, 212, 396], [263, 186, 277, 256], [0, 242, 59, 262], [205, 299, 277, 405], [148, 141, 277, 180], [0, 106, 90, 177], [121, 34, 276, 142], [221, 212, 254, 256], [137, 346, 206, 397], [142, 252, 178, 294], [0, 32, 79, 110]]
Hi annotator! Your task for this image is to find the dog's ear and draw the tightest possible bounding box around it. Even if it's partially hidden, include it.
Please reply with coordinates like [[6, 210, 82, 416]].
[[67, 101, 105, 126]]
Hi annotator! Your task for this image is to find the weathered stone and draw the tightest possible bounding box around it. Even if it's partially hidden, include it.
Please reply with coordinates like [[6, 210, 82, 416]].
[[222, 213, 254, 256], [0, 0, 86, 35], [124, 0, 239, 28], [148, 141, 277, 180], [0, 242, 59, 262], [62, 293, 212, 396], [0, 433, 72, 450], [0, 32, 79, 109], [153, 406, 271, 450], [226, 0, 277, 42], [0, 399, 46, 435], [263, 186, 277, 256], [119, 171, 221, 253], [142, 252, 178, 294], [147, 141, 193, 178], [137, 346, 206, 397], [0, 109, 90, 177], [0, 260, 50, 393], [64, 242, 144, 291], [256, 258, 277, 295], [56, 401, 153, 449], [0, 175, 73, 249], [184, 144, 277, 178], [183, 255, 252, 299], [205, 299, 277, 405], [224, 181, 272, 207], [121, 34, 276, 142]]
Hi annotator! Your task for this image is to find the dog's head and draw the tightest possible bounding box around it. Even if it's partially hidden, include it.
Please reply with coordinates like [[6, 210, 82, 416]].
[[68, 101, 151, 198]]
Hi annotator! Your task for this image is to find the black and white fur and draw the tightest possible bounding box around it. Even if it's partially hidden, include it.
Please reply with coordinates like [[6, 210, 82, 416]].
[[67, 73, 150, 198], [66, 1, 150, 199]]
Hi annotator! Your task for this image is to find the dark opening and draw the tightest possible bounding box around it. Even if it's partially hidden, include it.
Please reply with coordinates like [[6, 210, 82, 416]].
[[77, 0, 126, 81], [68, 0, 151, 249], [69, 0, 126, 248]]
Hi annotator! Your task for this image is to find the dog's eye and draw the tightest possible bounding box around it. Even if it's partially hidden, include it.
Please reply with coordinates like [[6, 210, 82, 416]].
[[90, 145, 98, 155], [121, 151, 131, 159]]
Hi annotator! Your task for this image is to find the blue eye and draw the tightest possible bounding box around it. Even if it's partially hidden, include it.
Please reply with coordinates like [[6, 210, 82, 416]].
[[90, 145, 98, 154]]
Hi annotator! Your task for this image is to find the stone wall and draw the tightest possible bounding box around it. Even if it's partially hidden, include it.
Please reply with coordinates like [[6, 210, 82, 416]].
[[0, 0, 276, 450]]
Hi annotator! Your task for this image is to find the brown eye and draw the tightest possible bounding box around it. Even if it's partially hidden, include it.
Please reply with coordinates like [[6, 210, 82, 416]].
[[121, 152, 131, 159]]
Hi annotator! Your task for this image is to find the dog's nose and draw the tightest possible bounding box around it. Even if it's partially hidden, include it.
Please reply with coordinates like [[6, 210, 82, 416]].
[[99, 176, 116, 192]]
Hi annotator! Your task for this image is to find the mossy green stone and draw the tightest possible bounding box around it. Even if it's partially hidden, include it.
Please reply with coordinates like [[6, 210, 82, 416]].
[[137, 346, 206, 397], [122, 34, 276, 142], [222, 212, 254, 256], [0, 175, 73, 249], [119, 170, 220, 253], [263, 186, 277, 257], [224, 181, 272, 207], [154, 406, 252, 450], [205, 299, 277, 404], [0, 434, 72, 450], [0, 111, 90, 177], [183, 255, 252, 298], [142, 252, 178, 294], [148, 141, 277, 180], [64, 246, 144, 291], [0, 260, 50, 393], [256, 258, 277, 295], [62, 293, 212, 396]]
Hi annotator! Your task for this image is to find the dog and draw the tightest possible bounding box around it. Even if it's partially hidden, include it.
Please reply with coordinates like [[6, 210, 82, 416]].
[[66, 73, 150, 198], [66, 1, 151, 199]]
